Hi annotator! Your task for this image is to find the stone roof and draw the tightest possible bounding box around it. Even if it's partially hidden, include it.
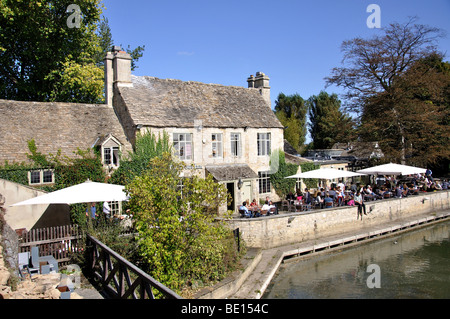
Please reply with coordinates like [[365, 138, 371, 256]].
[[117, 75, 283, 129], [205, 164, 259, 182], [0, 99, 131, 164]]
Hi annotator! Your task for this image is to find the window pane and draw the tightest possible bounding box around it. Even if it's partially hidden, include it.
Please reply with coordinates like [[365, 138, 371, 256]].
[[258, 171, 271, 194], [174, 133, 192, 160], [104, 148, 111, 164], [212, 133, 222, 158], [112, 147, 119, 166], [43, 170, 53, 183], [231, 133, 241, 157], [257, 133, 271, 156], [30, 171, 41, 184]]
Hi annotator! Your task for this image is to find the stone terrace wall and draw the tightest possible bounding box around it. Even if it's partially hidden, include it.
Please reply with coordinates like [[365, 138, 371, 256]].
[[226, 190, 450, 249]]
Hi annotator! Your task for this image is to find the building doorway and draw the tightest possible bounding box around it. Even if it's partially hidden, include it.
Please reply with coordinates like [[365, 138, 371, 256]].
[[226, 182, 235, 212]]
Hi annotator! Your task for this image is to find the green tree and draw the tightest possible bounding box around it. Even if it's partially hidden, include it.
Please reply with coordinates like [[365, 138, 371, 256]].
[[325, 17, 446, 165], [126, 154, 241, 295], [110, 131, 172, 185], [359, 53, 450, 168], [274, 93, 308, 152], [0, 0, 104, 102], [0, 1, 145, 103], [269, 150, 298, 198], [307, 91, 355, 149], [95, 16, 145, 71]]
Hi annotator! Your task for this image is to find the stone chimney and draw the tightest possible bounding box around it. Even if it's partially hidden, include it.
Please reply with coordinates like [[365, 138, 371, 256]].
[[247, 72, 270, 107], [104, 46, 133, 107]]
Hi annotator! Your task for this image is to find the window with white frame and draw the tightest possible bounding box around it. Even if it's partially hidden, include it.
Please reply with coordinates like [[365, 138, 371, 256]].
[[211, 133, 223, 158], [230, 133, 242, 158], [28, 169, 55, 185], [173, 133, 193, 160], [103, 146, 120, 167], [258, 171, 271, 194], [109, 201, 121, 216], [257, 133, 271, 156]]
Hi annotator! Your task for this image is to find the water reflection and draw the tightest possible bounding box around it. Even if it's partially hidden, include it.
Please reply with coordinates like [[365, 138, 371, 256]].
[[263, 220, 450, 299]]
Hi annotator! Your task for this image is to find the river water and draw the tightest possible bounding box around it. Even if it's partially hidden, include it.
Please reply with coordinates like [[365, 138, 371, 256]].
[[263, 219, 450, 299]]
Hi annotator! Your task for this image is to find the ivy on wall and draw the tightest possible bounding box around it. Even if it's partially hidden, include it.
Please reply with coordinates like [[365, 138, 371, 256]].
[[0, 139, 106, 224], [269, 150, 299, 198]]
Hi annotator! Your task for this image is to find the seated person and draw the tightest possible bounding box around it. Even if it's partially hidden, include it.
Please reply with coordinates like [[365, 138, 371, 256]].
[[347, 195, 355, 206], [250, 198, 260, 207], [262, 200, 278, 215], [394, 186, 403, 198], [362, 186, 374, 201], [239, 201, 252, 218], [323, 193, 334, 207], [286, 192, 296, 204], [315, 191, 324, 208], [328, 188, 336, 199], [295, 190, 303, 202]]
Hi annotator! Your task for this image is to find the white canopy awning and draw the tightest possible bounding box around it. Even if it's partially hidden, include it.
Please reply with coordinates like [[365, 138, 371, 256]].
[[356, 163, 426, 176], [11, 180, 129, 206], [285, 168, 365, 180]]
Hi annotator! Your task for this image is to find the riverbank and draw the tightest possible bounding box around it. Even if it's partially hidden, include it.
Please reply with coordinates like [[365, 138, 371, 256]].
[[226, 190, 450, 249], [199, 208, 450, 299]]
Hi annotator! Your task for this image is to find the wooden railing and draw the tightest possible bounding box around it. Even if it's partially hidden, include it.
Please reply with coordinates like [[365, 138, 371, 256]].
[[18, 225, 82, 265], [86, 234, 182, 299]]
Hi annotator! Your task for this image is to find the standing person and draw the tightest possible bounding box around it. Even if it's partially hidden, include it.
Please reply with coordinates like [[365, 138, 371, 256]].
[[354, 191, 366, 220], [303, 188, 312, 205], [425, 168, 434, 183], [86, 202, 97, 220], [103, 201, 111, 220]]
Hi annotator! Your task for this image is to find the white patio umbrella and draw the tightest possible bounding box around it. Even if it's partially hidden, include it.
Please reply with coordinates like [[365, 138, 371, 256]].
[[285, 168, 365, 180], [356, 163, 426, 176], [11, 180, 129, 206]]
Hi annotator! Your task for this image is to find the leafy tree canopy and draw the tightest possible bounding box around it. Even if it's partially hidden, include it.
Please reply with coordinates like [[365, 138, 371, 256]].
[[325, 17, 448, 167], [126, 154, 242, 296], [0, 0, 144, 103], [307, 91, 355, 149], [274, 93, 308, 152]]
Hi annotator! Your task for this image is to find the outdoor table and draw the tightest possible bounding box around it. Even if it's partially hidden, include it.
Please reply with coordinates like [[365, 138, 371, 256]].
[[248, 206, 261, 217], [39, 255, 58, 274]]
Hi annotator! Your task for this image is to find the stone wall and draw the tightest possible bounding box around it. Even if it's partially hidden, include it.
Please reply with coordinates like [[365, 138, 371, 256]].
[[0, 179, 70, 231], [226, 190, 450, 249]]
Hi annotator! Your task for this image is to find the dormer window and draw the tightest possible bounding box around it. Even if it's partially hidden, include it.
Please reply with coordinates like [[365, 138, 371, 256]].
[[104, 146, 120, 166], [92, 134, 122, 169]]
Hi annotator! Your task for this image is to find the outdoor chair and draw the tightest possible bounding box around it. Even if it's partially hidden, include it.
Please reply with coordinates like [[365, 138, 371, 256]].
[[289, 204, 297, 212], [18, 252, 30, 277], [325, 201, 333, 208], [281, 200, 290, 212], [238, 209, 247, 218], [28, 246, 40, 276]]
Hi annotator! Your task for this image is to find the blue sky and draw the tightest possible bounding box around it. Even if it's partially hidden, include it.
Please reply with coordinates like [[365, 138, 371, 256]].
[[101, 0, 450, 110]]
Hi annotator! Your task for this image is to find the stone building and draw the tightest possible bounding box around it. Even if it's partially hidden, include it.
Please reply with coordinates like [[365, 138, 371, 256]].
[[106, 47, 284, 212], [0, 100, 133, 181], [0, 46, 284, 213]]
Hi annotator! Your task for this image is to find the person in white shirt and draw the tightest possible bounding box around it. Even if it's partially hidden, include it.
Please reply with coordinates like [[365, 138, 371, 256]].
[[354, 191, 366, 220], [103, 201, 111, 219]]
